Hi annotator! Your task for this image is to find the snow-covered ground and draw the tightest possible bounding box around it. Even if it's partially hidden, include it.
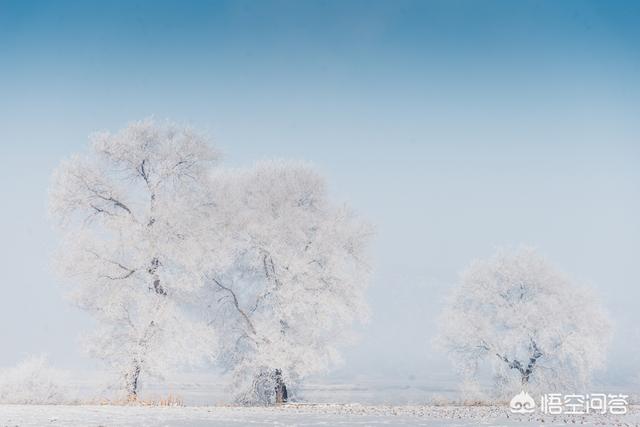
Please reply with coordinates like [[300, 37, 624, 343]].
[[3, 373, 638, 426], [1, 403, 639, 426]]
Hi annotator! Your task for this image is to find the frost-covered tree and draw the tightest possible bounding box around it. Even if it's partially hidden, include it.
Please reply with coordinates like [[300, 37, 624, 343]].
[[437, 247, 611, 396], [203, 161, 372, 404], [49, 119, 218, 399], [0, 355, 69, 404]]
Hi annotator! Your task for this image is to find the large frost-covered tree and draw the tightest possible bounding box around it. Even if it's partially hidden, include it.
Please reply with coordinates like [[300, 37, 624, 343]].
[[49, 119, 218, 399], [437, 247, 611, 396], [203, 161, 372, 404]]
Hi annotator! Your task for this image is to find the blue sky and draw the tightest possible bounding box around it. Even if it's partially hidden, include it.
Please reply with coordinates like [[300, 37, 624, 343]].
[[0, 0, 639, 387]]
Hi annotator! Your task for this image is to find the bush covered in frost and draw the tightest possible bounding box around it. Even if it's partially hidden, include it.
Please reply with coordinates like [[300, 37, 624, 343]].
[[0, 355, 69, 404]]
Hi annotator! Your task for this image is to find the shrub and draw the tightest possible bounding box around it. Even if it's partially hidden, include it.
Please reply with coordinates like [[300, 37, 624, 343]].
[[0, 355, 69, 404]]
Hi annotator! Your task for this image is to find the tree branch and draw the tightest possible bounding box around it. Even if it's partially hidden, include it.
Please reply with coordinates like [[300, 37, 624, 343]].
[[87, 250, 136, 279], [210, 277, 257, 336], [495, 339, 543, 384]]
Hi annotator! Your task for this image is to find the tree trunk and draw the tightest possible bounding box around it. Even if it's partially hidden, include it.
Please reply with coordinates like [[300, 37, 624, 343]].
[[148, 257, 166, 295], [274, 369, 288, 404], [125, 362, 141, 401]]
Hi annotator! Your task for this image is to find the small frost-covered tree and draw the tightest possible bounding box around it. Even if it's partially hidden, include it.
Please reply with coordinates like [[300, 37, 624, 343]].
[[204, 161, 372, 404], [0, 355, 69, 404], [49, 119, 218, 399], [437, 247, 611, 396]]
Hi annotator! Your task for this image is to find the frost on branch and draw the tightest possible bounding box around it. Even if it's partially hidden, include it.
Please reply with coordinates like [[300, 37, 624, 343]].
[[203, 161, 373, 405], [436, 247, 611, 398], [0, 355, 69, 404], [48, 119, 219, 399]]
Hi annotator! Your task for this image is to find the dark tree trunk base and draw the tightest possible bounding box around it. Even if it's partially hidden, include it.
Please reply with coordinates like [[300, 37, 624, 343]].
[[274, 369, 288, 404]]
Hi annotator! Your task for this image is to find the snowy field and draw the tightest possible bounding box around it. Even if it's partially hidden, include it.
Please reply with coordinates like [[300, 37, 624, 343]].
[[2, 371, 638, 426], [1, 403, 639, 427], [3, 374, 637, 426]]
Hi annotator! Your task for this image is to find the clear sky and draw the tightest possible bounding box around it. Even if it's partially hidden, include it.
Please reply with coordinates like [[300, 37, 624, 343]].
[[1, 0, 639, 388]]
